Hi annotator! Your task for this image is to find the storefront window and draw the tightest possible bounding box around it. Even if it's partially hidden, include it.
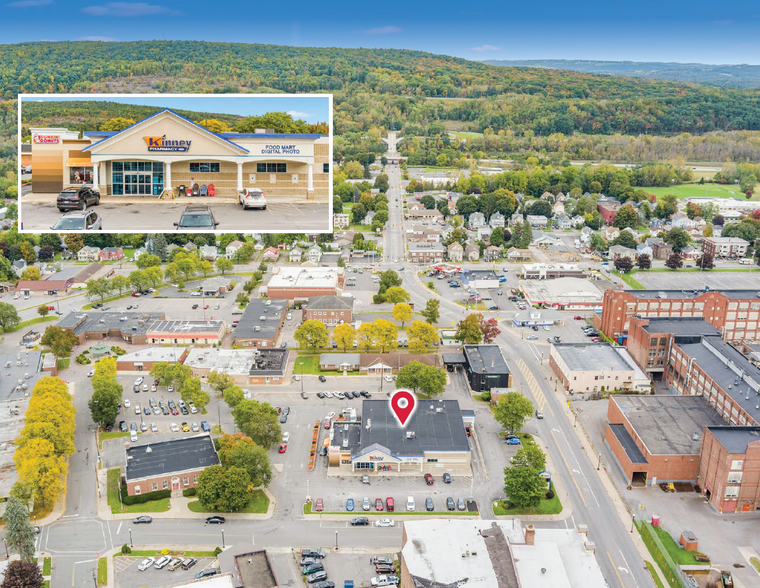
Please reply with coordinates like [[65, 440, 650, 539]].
[[190, 162, 220, 173], [112, 161, 163, 195], [69, 167, 93, 184], [257, 163, 286, 173]]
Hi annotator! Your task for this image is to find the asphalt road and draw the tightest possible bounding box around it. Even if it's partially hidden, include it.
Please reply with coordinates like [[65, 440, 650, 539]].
[[19, 201, 329, 232]]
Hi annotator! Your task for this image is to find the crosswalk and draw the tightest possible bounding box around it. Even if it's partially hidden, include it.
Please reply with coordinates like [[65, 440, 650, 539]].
[[516, 358, 549, 413]]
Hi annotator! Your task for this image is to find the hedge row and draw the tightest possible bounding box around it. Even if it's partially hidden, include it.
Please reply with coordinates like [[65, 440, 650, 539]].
[[637, 522, 685, 588], [120, 485, 171, 505]]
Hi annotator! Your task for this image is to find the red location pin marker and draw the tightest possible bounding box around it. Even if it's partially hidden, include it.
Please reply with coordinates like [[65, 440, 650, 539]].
[[390, 390, 417, 428]]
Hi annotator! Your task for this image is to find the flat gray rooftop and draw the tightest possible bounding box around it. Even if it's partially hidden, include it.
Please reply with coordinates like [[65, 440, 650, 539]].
[[125, 435, 219, 481], [58, 311, 164, 337], [627, 289, 760, 300], [234, 298, 287, 340], [463, 345, 509, 375], [613, 395, 725, 455], [0, 350, 44, 401], [148, 320, 223, 334], [639, 317, 720, 337], [708, 427, 760, 454], [553, 343, 631, 372], [356, 399, 470, 457]]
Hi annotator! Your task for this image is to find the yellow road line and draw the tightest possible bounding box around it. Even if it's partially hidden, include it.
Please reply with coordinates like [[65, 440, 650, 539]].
[[550, 429, 588, 508], [607, 550, 627, 588]]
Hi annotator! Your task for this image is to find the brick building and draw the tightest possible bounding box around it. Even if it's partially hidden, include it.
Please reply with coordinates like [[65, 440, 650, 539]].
[[231, 298, 287, 347], [407, 242, 444, 264], [702, 237, 750, 259], [597, 201, 621, 225], [58, 311, 164, 344], [263, 267, 343, 300], [146, 320, 225, 345], [123, 435, 220, 496], [697, 427, 760, 513], [303, 295, 353, 326], [549, 343, 649, 394], [599, 288, 760, 343]]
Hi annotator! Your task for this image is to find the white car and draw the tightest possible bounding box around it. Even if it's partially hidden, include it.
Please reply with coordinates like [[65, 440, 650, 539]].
[[543, 326, 551, 331], [12, 294, 19, 300], [134, 404, 141, 415], [374, 518, 395, 527], [334, 391, 346, 399], [286, 313, 293, 320], [323, 392, 333, 398], [135, 377, 144, 386], [138, 558, 155, 571], [170, 423, 179, 432], [191, 291, 202, 297], [189, 403, 197, 414], [123, 399, 131, 408], [154, 556, 171, 569], [371, 576, 400, 587], [150, 384, 157, 392], [282, 432, 290, 443], [150, 423, 158, 432], [384, 375, 393, 382], [325, 412, 337, 420], [87, 370, 95, 377], [239, 188, 267, 210]]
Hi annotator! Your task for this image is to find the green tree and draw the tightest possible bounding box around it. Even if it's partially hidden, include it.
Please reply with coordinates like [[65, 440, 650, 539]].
[[493, 392, 534, 433], [149, 362, 192, 389], [613, 204, 639, 229], [37, 304, 49, 318], [223, 386, 245, 409], [383, 286, 410, 304], [503, 464, 545, 509], [144, 267, 163, 288], [135, 254, 161, 269], [664, 227, 689, 251], [420, 298, 440, 324], [216, 257, 233, 275], [232, 400, 281, 448], [294, 320, 330, 352], [110, 275, 130, 295], [196, 465, 253, 512], [371, 319, 398, 353], [88, 384, 121, 426], [665, 252, 684, 270], [511, 444, 546, 471], [40, 326, 78, 357], [611, 231, 637, 250], [208, 372, 236, 397], [378, 270, 402, 295], [395, 361, 447, 397], [406, 320, 439, 353], [85, 277, 111, 301], [217, 433, 273, 488], [179, 377, 210, 411], [636, 253, 652, 270], [420, 195, 435, 209], [455, 314, 483, 344], [392, 303, 412, 328], [3, 497, 36, 562], [613, 257, 634, 273]]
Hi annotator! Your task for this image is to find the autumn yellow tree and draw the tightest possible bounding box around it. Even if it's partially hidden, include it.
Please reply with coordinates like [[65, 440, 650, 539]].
[[14, 438, 68, 509], [196, 119, 231, 133], [332, 323, 357, 352], [371, 319, 398, 353], [407, 320, 439, 353], [392, 303, 413, 328], [357, 322, 376, 351]]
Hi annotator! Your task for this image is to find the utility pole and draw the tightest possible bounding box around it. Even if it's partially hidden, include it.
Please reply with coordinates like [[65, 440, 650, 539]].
[[128, 528, 133, 547]]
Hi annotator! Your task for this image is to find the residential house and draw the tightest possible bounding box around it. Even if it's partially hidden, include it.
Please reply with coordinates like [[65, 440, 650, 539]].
[[199, 245, 218, 260], [447, 242, 464, 262], [477, 226, 492, 241], [407, 242, 444, 264], [555, 213, 571, 229], [303, 295, 354, 326], [553, 201, 565, 215], [225, 240, 244, 260], [670, 213, 694, 229], [622, 227, 640, 241], [636, 243, 653, 258], [609, 245, 637, 261], [533, 235, 563, 249], [510, 213, 524, 227], [648, 238, 673, 260], [579, 226, 593, 244], [362, 211, 375, 225], [307, 245, 323, 263], [262, 247, 280, 261], [526, 215, 548, 228], [11, 259, 27, 277], [597, 201, 621, 225], [465, 243, 480, 261], [183, 242, 197, 252], [507, 247, 531, 262], [604, 226, 620, 241], [571, 215, 586, 228], [132, 247, 148, 260], [681, 245, 701, 260], [99, 247, 123, 261], [484, 245, 503, 262], [333, 213, 350, 229], [489, 212, 505, 228], [77, 246, 101, 262], [288, 247, 303, 263], [556, 191, 566, 202], [407, 208, 443, 222], [468, 212, 486, 229], [407, 201, 424, 211]]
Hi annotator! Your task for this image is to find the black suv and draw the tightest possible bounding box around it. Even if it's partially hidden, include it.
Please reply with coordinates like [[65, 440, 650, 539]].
[[57, 186, 100, 212], [174, 205, 219, 230]]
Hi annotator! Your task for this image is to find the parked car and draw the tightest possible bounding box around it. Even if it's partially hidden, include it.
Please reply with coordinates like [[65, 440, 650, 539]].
[[201, 421, 211, 432], [535, 410, 544, 419], [386, 497, 394, 511], [300, 557, 318, 567], [314, 498, 324, 512], [301, 549, 325, 559], [362, 497, 371, 511], [312, 582, 335, 588], [195, 569, 217, 580], [181, 558, 198, 570], [133, 516, 152, 524], [371, 576, 399, 587], [307, 571, 328, 584], [442, 472, 451, 484], [302, 563, 325, 575], [375, 498, 384, 511], [318, 375, 327, 383], [423, 473, 434, 485], [351, 517, 370, 526], [457, 498, 466, 511], [371, 557, 393, 566], [154, 556, 172, 569], [374, 518, 395, 527], [239, 188, 267, 210], [174, 205, 219, 230], [278, 443, 287, 453], [138, 558, 155, 571], [406, 496, 415, 511], [346, 498, 354, 511], [56, 185, 100, 212], [506, 437, 522, 445], [446, 497, 455, 511], [425, 497, 434, 512], [205, 516, 225, 524], [167, 558, 184, 571]]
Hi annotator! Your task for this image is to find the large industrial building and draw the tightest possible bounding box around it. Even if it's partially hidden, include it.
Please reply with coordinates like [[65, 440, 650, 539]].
[[520, 277, 603, 310], [262, 267, 344, 300], [230, 298, 287, 347], [550, 343, 650, 394]]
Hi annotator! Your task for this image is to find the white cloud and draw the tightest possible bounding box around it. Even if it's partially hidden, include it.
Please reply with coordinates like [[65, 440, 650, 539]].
[[287, 110, 311, 118], [7, 0, 53, 7], [468, 44, 502, 52], [77, 35, 118, 41], [364, 25, 402, 35], [81, 2, 178, 16]]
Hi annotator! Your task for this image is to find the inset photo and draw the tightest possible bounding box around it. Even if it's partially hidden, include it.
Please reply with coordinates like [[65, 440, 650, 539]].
[[18, 94, 332, 233]]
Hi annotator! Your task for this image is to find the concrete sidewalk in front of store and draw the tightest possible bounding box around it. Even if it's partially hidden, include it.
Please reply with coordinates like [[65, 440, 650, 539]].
[[22, 192, 326, 205]]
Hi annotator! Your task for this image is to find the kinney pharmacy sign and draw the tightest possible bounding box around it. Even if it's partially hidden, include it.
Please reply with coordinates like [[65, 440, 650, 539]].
[[143, 135, 192, 152]]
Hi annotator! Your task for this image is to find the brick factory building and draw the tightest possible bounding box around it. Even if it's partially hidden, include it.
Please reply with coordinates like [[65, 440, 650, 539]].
[[263, 267, 344, 300]]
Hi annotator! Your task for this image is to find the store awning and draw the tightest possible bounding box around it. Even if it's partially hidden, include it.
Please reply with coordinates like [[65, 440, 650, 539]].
[[67, 158, 94, 167]]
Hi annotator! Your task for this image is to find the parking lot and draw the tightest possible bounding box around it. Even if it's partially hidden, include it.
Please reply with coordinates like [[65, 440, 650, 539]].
[[114, 555, 216, 588], [287, 550, 395, 588]]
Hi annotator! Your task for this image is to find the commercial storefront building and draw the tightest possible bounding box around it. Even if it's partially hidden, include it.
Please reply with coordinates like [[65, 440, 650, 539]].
[[30, 109, 329, 200]]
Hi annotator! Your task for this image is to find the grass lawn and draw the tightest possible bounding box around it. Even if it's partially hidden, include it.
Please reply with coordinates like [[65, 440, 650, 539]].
[[350, 224, 372, 232], [493, 483, 563, 516], [82, 292, 132, 309], [303, 503, 474, 516], [450, 131, 484, 139], [57, 357, 71, 370], [652, 525, 706, 565], [97, 557, 107, 586], [751, 556, 760, 573], [187, 489, 269, 514], [98, 430, 132, 448], [645, 561, 666, 588], [6, 315, 57, 333], [293, 355, 361, 376], [106, 469, 170, 514], [613, 270, 645, 289], [42, 582, 49, 588], [42, 557, 51, 576], [644, 182, 759, 200]]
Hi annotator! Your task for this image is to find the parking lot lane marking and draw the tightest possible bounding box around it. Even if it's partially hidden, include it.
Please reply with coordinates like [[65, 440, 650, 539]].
[[607, 551, 627, 588], [550, 429, 588, 508]]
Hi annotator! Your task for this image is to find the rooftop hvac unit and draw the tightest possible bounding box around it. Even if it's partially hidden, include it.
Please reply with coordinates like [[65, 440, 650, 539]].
[[435, 408, 443, 413], [254, 326, 261, 332], [145, 446, 152, 453], [342, 438, 348, 448], [692, 433, 700, 441], [366, 419, 371, 430], [259, 316, 266, 321], [406, 431, 416, 439]]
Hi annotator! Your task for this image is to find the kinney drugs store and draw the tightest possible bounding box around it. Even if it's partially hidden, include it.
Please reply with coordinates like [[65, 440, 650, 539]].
[[29, 108, 329, 200]]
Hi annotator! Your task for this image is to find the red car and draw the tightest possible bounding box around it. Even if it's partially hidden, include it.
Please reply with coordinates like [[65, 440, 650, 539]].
[[375, 498, 384, 511], [591, 337, 602, 342], [203, 305, 209, 309], [47, 305, 55, 311], [323, 418, 331, 430], [278, 443, 287, 453], [574, 315, 583, 320], [315, 498, 323, 512], [424, 473, 434, 485], [386, 497, 394, 512]]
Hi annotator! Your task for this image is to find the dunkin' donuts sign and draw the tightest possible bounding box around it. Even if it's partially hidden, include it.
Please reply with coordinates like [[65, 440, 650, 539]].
[[33, 134, 60, 144]]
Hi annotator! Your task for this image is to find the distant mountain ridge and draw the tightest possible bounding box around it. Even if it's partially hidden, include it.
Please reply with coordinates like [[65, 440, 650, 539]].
[[483, 59, 760, 88]]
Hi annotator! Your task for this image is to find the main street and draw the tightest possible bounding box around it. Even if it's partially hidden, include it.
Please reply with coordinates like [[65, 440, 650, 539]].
[[383, 156, 654, 588]]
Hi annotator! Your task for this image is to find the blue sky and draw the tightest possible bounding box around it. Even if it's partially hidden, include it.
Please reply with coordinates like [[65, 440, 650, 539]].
[[5, 0, 760, 64], [23, 96, 330, 123]]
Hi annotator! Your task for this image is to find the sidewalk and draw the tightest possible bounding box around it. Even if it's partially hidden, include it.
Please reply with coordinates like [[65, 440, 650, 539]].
[[23, 192, 326, 205], [96, 469, 276, 521]]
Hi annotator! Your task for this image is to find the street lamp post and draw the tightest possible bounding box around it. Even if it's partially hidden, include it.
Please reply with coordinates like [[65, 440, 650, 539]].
[[221, 529, 225, 548], [335, 531, 338, 550], [128, 528, 133, 547], [299, 361, 304, 394], [630, 513, 636, 533]]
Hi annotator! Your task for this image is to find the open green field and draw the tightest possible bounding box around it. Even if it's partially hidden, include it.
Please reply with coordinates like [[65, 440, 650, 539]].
[[450, 131, 484, 139], [644, 182, 759, 200]]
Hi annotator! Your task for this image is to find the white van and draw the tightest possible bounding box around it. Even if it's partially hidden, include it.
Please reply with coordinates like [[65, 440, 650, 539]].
[[130, 430, 138, 442], [739, 258, 752, 265], [406, 496, 415, 511]]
